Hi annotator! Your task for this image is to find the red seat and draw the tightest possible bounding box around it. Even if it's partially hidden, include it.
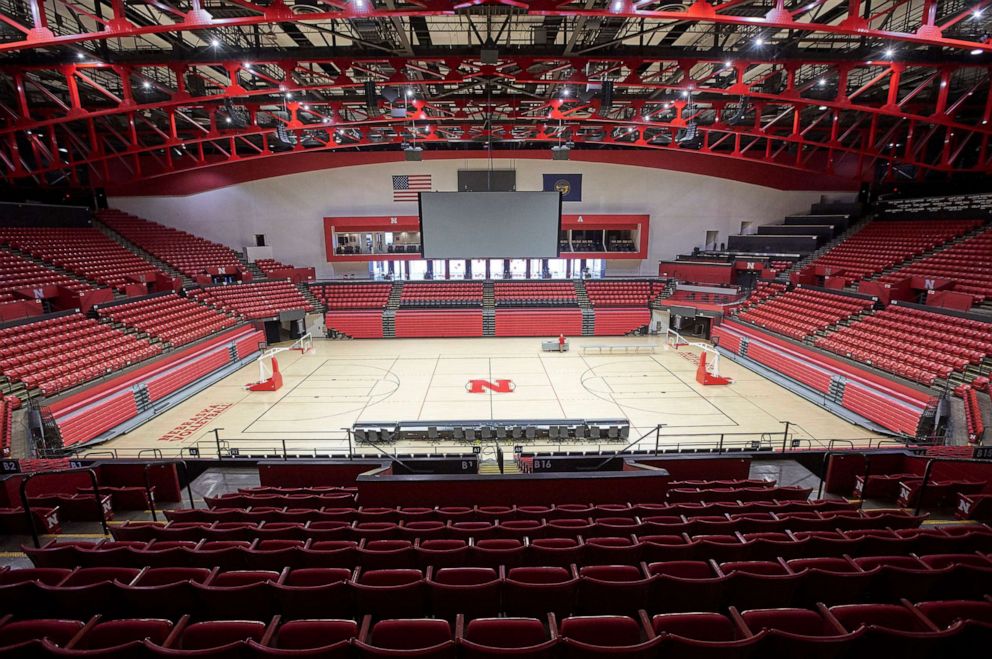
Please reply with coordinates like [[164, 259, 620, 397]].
[[427, 567, 501, 620], [459, 616, 556, 658], [352, 568, 427, 619], [558, 615, 658, 658], [356, 618, 455, 657], [503, 566, 578, 618]]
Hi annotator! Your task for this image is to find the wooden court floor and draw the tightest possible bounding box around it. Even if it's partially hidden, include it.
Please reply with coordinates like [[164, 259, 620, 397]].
[[98, 336, 884, 456]]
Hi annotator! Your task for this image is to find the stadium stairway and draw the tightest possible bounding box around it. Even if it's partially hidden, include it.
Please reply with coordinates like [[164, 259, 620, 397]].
[[482, 282, 495, 337], [946, 397, 970, 446], [806, 303, 877, 345], [979, 391, 992, 444], [575, 280, 595, 336], [236, 254, 266, 281], [382, 282, 403, 338], [93, 220, 190, 287], [297, 284, 324, 314]]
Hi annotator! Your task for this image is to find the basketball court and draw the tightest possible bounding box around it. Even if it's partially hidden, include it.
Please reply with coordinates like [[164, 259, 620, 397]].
[[99, 335, 884, 457]]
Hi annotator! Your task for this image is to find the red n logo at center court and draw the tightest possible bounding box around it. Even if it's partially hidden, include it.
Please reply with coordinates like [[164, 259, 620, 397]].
[[466, 379, 516, 394]]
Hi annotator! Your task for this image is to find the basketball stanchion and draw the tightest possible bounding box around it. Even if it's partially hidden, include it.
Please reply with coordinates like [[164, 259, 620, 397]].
[[665, 328, 733, 386], [247, 332, 314, 392]]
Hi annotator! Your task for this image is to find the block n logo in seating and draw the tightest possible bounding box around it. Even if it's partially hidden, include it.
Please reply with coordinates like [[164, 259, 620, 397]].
[[466, 379, 515, 394]]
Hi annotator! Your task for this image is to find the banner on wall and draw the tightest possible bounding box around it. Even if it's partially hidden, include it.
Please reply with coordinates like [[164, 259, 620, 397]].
[[543, 174, 582, 202]]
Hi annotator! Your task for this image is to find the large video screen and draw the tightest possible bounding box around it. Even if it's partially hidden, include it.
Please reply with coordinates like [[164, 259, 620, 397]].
[[419, 192, 561, 259]]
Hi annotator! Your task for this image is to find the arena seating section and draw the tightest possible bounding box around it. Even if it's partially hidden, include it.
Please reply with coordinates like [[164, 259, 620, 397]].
[[878, 225, 992, 304], [254, 259, 293, 277], [189, 281, 314, 320], [96, 294, 237, 347], [400, 283, 483, 307], [814, 306, 992, 386], [0, 314, 161, 397], [962, 387, 985, 442], [736, 288, 874, 341], [586, 280, 665, 306], [494, 282, 577, 306], [0, 250, 92, 304], [98, 210, 244, 278], [1, 462, 990, 658], [0, 228, 164, 291], [667, 290, 738, 305], [316, 283, 392, 340], [802, 219, 981, 284]]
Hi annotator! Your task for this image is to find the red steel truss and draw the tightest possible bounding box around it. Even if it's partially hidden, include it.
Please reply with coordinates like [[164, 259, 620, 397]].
[[0, 1, 990, 185]]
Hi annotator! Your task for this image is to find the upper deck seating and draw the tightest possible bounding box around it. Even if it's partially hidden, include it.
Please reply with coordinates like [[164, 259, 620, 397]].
[[313, 284, 392, 310], [878, 225, 992, 304], [0, 249, 92, 304], [0, 228, 164, 291], [98, 210, 244, 278], [585, 281, 666, 307], [804, 219, 981, 284], [494, 282, 577, 306]]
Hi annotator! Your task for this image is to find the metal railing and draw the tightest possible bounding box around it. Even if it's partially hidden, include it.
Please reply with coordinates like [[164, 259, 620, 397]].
[[20, 467, 109, 548]]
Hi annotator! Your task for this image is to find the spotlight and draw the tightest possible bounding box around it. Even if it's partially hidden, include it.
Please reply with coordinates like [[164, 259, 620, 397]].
[[142, 81, 151, 89], [302, 104, 310, 110], [681, 90, 689, 97], [974, 8, 984, 18], [58, 147, 68, 153], [225, 117, 232, 123], [818, 78, 826, 86], [561, 88, 570, 97], [286, 92, 293, 98], [642, 115, 650, 122], [884, 48, 894, 57], [971, 48, 984, 55], [724, 60, 732, 68], [818, 105, 827, 110], [76, 52, 85, 60], [612, 0, 622, 11], [755, 37, 765, 46], [405, 88, 413, 97], [210, 39, 220, 48]]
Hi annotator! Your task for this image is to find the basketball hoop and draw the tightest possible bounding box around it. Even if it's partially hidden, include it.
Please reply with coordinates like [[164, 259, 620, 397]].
[[666, 329, 732, 386], [246, 333, 313, 392]]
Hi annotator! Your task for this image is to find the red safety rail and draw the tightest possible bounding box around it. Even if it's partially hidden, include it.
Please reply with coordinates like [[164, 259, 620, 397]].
[[0, 314, 161, 397], [0, 396, 12, 457], [494, 281, 577, 304], [400, 282, 483, 302], [737, 289, 874, 341], [189, 280, 314, 319], [878, 225, 992, 304], [593, 308, 651, 335], [98, 209, 244, 278], [326, 310, 384, 338], [495, 309, 583, 336], [814, 306, 992, 386], [0, 228, 163, 291], [802, 219, 982, 284], [395, 309, 483, 337], [97, 294, 236, 346], [585, 280, 666, 306], [963, 387, 985, 444], [0, 249, 93, 303], [314, 283, 392, 310]]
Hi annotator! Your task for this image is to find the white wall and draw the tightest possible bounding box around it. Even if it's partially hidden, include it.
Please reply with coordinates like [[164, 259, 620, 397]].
[[110, 158, 839, 279]]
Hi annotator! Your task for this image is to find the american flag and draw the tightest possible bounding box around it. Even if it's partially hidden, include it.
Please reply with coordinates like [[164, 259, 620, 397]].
[[392, 174, 432, 202]]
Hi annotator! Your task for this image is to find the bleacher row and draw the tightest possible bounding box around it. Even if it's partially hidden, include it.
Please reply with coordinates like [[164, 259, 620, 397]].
[[2, 475, 991, 659], [0, 314, 162, 397], [98, 210, 245, 279], [189, 281, 314, 320], [879, 225, 992, 304], [963, 387, 985, 443], [737, 289, 873, 341], [0, 228, 165, 292], [801, 219, 981, 285], [96, 295, 237, 347], [0, 249, 92, 303], [732, 283, 992, 389], [321, 280, 661, 338]]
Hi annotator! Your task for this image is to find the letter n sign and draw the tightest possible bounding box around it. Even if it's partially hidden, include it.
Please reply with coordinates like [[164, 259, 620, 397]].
[[466, 379, 515, 394]]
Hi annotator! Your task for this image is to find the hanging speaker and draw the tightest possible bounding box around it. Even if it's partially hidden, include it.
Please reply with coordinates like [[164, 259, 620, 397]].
[[601, 81, 614, 108], [364, 80, 377, 111]]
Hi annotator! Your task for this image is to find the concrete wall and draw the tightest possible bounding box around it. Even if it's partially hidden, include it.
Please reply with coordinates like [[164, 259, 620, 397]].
[[110, 157, 844, 279]]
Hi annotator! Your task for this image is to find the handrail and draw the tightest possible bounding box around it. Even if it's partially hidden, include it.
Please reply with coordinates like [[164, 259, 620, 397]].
[[19, 467, 108, 548], [143, 460, 196, 522], [137, 449, 163, 460], [587, 424, 664, 471]]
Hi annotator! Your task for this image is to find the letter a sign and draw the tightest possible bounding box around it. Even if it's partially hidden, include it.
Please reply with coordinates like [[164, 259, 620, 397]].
[[466, 379, 515, 394]]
